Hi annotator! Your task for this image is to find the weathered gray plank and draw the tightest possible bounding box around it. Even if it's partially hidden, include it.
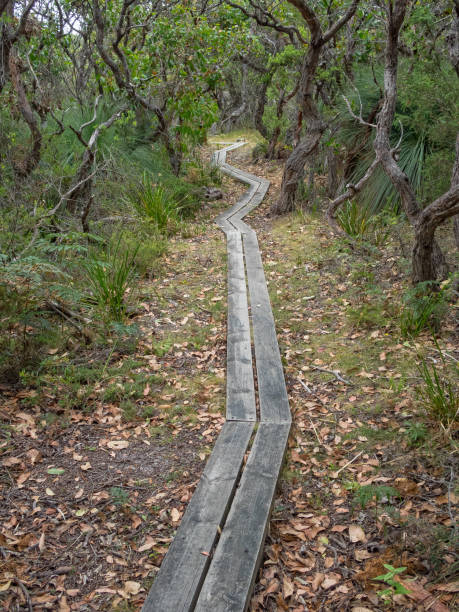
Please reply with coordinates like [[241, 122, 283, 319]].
[[142, 421, 254, 612], [195, 422, 290, 612], [226, 231, 256, 421], [242, 229, 291, 424]]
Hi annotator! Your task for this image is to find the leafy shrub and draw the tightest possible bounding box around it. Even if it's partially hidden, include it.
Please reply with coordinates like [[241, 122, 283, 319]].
[[346, 301, 389, 330], [84, 239, 138, 321], [337, 200, 391, 245], [400, 281, 448, 338], [405, 421, 427, 445], [185, 157, 222, 187], [252, 141, 268, 161], [0, 252, 69, 381], [128, 175, 183, 231], [418, 352, 458, 428], [114, 230, 167, 278]]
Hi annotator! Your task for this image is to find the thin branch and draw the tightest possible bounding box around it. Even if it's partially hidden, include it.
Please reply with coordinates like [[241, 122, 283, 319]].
[[326, 157, 380, 233], [342, 94, 377, 128], [312, 366, 352, 385]]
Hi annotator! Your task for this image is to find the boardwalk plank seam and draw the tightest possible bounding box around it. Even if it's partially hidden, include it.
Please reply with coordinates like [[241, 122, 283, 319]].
[[142, 142, 291, 612]]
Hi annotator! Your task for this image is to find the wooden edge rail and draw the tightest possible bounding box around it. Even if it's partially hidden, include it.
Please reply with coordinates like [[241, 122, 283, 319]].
[[142, 142, 291, 612]]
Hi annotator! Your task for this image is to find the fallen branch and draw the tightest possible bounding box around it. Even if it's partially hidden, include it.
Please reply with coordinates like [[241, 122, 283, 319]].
[[331, 450, 364, 478], [45, 300, 94, 343], [312, 366, 351, 385], [298, 377, 326, 406]]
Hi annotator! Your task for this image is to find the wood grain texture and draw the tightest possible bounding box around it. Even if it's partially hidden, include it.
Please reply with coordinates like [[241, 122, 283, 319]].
[[142, 141, 291, 612], [243, 230, 291, 424], [195, 423, 290, 612], [141, 421, 254, 612], [226, 231, 256, 421]]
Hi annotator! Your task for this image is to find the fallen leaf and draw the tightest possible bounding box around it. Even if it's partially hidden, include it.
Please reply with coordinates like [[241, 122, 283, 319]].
[[80, 462, 92, 471], [17, 471, 31, 486], [283, 576, 294, 598], [171, 508, 181, 522], [434, 581, 459, 593], [138, 536, 156, 552], [348, 525, 366, 543], [322, 573, 341, 589], [47, 467, 65, 475], [2, 456, 21, 467], [59, 596, 71, 612], [311, 572, 324, 592], [124, 581, 141, 595], [107, 440, 129, 450]]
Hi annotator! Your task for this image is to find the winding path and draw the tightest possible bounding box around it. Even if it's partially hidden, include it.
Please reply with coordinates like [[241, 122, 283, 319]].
[[142, 142, 291, 612]]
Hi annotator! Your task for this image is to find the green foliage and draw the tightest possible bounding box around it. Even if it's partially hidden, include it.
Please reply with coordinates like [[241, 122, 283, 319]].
[[128, 176, 183, 231], [115, 230, 167, 279], [417, 350, 458, 428], [337, 200, 386, 241], [252, 141, 268, 161], [353, 484, 400, 510], [346, 301, 389, 330], [400, 282, 448, 338], [405, 421, 428, 446], [374, 564, 410, 603], [84, 239, 138, 321], [110, 487, 130, 507]]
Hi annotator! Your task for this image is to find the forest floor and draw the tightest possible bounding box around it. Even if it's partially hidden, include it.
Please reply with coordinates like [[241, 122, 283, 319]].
[[1, 140, 458, 611]]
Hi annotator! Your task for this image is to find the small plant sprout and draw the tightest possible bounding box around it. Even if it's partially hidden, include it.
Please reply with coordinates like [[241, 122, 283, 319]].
[[374, 564, 410, 604]]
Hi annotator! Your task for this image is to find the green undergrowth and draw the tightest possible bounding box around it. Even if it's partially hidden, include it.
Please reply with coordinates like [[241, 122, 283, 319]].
[[267, 207, 457, 588]]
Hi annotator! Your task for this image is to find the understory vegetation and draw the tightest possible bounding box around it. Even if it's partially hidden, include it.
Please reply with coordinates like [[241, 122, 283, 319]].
[[1, 0, 458, 610]]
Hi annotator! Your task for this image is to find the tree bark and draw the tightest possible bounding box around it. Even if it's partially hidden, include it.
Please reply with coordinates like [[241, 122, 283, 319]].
[[454, 215, 459, 250], [271, 0, 359, 215], [8, 47, 41, 177], [412, 133, 459, 283], [372, 0, 448, 282]]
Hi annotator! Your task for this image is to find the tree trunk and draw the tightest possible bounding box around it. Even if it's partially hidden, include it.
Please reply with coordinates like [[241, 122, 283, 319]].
[[412, 133, 459, 282], [454, 215, 459, 250], [271, 121, 324, 215], [8, 48, 42, 177], [271, 41, 324, 215], [326, 147, 341, 198], [254, 78, 270, 140]]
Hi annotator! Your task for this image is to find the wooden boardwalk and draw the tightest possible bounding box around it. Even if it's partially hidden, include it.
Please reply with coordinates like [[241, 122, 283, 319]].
[[142, 142, 291, 612]]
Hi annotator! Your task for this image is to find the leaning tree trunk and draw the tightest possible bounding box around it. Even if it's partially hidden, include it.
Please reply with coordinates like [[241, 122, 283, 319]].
[[271, 115, 325, 215], [8, 48, 41, 176], [271, 41, 324, 215], [254, 78, 270, 140], [412, 132, 459, 283]]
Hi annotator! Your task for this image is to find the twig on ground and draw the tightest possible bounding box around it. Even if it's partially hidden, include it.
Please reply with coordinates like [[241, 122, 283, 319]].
[[12, 577, 33, 612], [447, 466, 457, 534], [298, 377, 326, 406], [312, 366, 352, 385], [432, 348, 458, 363], [331, 450, 364, 478]]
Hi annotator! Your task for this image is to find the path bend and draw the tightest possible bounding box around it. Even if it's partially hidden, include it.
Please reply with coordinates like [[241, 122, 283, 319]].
[[142, 142, 291, 612]]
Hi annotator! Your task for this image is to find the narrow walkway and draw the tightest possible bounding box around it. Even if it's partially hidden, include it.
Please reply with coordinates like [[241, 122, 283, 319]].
[[142, 143, 291, 612]]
